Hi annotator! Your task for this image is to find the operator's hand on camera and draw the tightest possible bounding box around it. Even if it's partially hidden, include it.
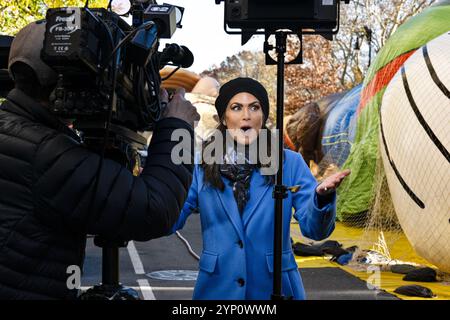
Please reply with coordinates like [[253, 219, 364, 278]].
[[315, 169, 351, 196], [160, 88, 200, 128]]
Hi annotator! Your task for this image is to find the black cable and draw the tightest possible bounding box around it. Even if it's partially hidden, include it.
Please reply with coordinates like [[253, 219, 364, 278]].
[[90, 62, 118, 223], [88, 14, 123, 223], [140, 68, 150, 117], [143, 70, 158, 124], [137, 67, 145, 120], [82, 10, 117, 223], [161, 66, 181, 81], [104, 21, 156, 70], [145, 62, 161, 122], [85, 7, 115, 81]]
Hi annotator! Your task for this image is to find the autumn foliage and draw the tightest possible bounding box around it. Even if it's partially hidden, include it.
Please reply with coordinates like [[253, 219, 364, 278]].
[[202, 35, 345, 119], [284, 35, 344, 115]]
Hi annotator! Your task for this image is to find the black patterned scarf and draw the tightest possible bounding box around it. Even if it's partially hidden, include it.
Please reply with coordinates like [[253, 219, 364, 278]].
[[219, 147, 257, 215]]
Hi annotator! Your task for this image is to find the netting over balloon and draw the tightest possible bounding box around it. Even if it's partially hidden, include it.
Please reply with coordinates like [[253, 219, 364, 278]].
[[288, 3, 450, 275]]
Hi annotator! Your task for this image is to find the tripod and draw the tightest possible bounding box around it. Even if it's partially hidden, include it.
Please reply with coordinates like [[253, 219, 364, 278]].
[[80, 127, 146, 300], [81, 238, 139, 300]]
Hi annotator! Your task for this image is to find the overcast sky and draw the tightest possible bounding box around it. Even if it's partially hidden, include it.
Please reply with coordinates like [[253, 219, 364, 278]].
[[158, 0, 263, 73]]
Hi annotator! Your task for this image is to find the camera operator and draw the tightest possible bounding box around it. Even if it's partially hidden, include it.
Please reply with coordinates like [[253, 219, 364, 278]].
[[0, 21, 199, 300]]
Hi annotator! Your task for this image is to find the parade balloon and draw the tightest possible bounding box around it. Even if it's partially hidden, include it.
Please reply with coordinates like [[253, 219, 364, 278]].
[[380, 31, 450, 272]]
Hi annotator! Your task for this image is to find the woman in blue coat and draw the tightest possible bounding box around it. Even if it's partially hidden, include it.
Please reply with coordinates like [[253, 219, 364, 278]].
[[171, 78, 350, 300]]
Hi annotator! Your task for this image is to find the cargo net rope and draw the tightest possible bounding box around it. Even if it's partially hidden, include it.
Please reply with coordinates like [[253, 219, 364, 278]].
[[310, 122, 450, 281], [315, 146, 402, 261]]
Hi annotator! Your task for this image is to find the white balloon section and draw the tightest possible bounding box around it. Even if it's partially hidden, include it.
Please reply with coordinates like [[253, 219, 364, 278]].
[[380, 31, 450, 273]]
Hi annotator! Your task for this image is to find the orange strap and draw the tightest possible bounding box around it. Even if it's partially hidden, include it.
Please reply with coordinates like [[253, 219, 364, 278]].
[[358, 50, 416, 115], [284, 131, 296, 151]]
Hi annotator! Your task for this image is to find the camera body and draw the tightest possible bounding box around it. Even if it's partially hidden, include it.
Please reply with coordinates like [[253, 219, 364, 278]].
[[0, 1, 191, 160], [42, 8, 125, 126], [40, 5, 172, 134]]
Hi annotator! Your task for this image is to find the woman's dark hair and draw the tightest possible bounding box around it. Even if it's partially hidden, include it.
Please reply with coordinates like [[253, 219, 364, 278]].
[[200, 122, 276, 191], [10, 62, 53, 101]]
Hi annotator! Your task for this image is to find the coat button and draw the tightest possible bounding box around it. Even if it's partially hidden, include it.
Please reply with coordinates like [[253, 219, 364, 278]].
[[237, 278, 245, 286], [237, 240, 243, 248]]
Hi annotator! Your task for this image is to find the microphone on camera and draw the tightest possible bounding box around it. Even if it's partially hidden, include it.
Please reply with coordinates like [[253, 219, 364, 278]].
[[159, 43, 194, 68]]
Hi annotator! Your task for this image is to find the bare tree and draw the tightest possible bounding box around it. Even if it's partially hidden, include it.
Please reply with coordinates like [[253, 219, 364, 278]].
[[199, 1, 439, 117], [283, 35, 344, 115], [334, 0, 437, 87]]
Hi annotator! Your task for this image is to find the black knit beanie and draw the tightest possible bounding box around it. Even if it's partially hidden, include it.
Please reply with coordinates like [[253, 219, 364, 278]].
[[215, 77, 270, 121]]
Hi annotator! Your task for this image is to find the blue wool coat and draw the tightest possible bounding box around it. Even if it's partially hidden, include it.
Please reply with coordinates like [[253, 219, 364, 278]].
[[171, 149, 336, 300]]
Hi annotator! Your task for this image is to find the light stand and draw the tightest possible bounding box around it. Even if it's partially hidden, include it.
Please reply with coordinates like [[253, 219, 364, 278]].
[[215, 0, 349, 301], [270, 30, 288, 300], [264, 30, 302, 300]]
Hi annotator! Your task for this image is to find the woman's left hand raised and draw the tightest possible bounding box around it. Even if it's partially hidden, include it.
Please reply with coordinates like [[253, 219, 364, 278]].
[[315, 169, 351, 196]]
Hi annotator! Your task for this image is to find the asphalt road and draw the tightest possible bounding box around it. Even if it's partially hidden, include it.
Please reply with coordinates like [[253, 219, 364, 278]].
[[81, 213, 398, 300]]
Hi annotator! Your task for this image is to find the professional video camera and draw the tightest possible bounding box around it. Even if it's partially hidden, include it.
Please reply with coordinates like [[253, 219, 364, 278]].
[[1, 0, 193, 152], [44, 1, 192, 149]]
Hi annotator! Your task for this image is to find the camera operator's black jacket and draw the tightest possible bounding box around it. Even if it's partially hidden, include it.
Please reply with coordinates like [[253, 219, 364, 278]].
[[0, 89, 194, 299]]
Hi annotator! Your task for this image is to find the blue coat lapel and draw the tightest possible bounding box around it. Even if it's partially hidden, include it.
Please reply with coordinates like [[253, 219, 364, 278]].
[[242, 170, 272, 228], [215, 180, 245, 241], [214, 168, 277, 237]]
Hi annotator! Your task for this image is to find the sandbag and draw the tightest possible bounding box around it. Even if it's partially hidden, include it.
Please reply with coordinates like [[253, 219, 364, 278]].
[[390, 264, 419, 275], [403, 267, 437, 282], [394, 285, 435, 298]]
